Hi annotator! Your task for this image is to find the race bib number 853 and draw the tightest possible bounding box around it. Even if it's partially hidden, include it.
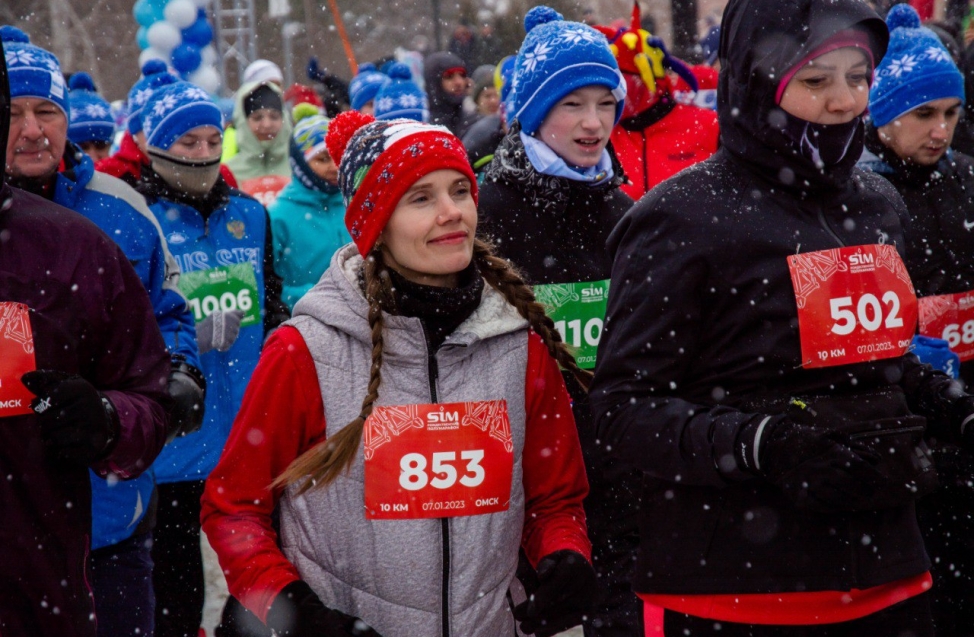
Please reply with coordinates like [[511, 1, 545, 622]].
[[788, 245, 917, 369], [363, 401, 514, 520]]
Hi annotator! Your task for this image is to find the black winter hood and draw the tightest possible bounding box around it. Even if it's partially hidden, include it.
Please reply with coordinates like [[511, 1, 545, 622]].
[[718, 0, 888, 192], [424, 51, 467, 108]]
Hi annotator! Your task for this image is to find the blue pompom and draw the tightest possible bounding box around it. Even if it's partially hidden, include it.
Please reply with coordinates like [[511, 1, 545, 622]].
[[0, 25, 30, 44], [68, 72, 98, 93], [886, 3, 921, 31], [524, 6, 563, 33], [357, 62, 377, 74], [141, 59, 169, 77], [386, 62, 412, 80]]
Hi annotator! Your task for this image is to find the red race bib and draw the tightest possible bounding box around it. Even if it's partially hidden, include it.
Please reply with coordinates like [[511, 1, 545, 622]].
[[363, 400, 514, 520], [919, 291, 974, 362], [787, 245, 917, 369], [0, 303, 37, 417]]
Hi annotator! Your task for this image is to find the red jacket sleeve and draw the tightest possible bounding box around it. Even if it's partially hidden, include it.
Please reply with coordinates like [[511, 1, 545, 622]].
[[201, 325, 325, 623], [520, 331, 592, 566]]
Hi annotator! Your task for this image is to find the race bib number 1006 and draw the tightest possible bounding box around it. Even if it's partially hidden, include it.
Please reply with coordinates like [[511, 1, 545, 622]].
[[787, 245, 917, 369], [177, 264, 261, 327], [363, 401, 514, 520]]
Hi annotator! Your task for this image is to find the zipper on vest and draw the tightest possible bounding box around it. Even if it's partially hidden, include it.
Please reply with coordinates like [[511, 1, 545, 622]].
[[816, 207, 845, 247], [441, 517, 451, 637]]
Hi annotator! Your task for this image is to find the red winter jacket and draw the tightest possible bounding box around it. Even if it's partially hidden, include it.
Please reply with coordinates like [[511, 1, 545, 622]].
[[612, 98, 719, 201], [96, 131, 238, 189]]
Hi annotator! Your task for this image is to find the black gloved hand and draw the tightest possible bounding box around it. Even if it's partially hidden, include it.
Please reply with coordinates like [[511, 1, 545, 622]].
[[950, 395, 974, 451], [266, 580, 382, 637], [197, 309, 245, 354], [737, 415, 885, 512], [307, 57, 325, 82], [166, 357, 206, 442], [21, 370, 120, 465], [513, 549, 597, 637]]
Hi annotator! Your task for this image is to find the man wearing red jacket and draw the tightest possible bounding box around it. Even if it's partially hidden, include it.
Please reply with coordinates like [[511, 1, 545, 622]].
[[596, 5, 719, 201]]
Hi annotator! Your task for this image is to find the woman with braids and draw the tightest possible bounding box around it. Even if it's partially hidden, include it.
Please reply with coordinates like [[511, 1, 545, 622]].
[[201, 111, 597, 637]]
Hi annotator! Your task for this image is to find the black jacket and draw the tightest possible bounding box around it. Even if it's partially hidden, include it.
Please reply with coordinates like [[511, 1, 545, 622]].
[[478, 124, 632, 286], [590, 0, 964, 595]]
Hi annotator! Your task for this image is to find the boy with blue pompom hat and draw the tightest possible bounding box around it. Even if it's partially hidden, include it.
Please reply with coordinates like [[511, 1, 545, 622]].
[[372, 62, 428, 122], [858, 5, 974, 633], [477, 6, 637, 636], [67, 72, 115, 161]]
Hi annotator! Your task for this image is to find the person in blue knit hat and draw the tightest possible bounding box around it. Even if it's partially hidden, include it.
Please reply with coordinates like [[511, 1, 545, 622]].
[[372, 62, 429, 122], [269, 103, 350, 311], [477, 6, 634, 635], [857, 6, 974, 634], [1, 25, 68, 116], [348, 62, 390, 115], [67, 72, 115, 161], [136, 80, 290, 637]]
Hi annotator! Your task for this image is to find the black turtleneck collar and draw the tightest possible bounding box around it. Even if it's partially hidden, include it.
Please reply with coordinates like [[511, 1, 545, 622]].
[[138, 164, 231, 218], [379, 261, 484, 353]]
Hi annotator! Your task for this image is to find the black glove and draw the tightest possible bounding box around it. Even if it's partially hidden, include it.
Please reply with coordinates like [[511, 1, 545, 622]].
[[737, 414, 893, 512], [266, 580, 382, 637], [21, 370, 120, 465], [950, 395, 974, 450], [197, 309, 245, 354], [513, 549, 597, 637], [166, 357, 206, 442]]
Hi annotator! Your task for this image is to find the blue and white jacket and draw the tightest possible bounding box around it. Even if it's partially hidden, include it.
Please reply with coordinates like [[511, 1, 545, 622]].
[[53, 144, 199, 549], [138, 170, 289, 484]]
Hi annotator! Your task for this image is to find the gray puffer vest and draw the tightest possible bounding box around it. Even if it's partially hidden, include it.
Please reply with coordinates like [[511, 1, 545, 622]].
[[281, 244, 531, 636]]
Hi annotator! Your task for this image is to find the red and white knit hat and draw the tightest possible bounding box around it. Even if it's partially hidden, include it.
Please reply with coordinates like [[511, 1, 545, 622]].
[[325, 111, 477, 256]]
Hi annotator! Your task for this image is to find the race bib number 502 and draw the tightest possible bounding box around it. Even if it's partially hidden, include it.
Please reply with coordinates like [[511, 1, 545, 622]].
[[787, 244, 917, 369], [363, 400, 514, 520]]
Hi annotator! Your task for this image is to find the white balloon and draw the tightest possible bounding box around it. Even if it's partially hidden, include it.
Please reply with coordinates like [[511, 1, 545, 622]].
[[200, 44, 218, 66], [146, 21, 182, 52], [188, 65, 221, 95], [164, 0, 198, 29], [139, 47, 170, 68], [192, 0, 212, 7]]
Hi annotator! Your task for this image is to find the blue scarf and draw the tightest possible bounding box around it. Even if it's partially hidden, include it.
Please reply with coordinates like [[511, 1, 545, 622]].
[[520, 131, 614, 185]]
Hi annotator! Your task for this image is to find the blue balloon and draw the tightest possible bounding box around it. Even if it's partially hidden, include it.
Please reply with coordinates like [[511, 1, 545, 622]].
[[181, 17, 213, 47], [171, 43, 202, 75], [133, 0, 165, 27], [136, 26, 150, 50], [146, 0, 169, 8]]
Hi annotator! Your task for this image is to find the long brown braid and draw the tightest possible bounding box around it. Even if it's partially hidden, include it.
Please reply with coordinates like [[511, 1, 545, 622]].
[[472, 238, 593, 390], [273, 240, 592, 493], [272, 252, 394, 494]]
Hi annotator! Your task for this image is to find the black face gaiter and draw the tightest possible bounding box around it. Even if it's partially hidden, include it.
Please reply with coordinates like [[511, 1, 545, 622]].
[[779, 110, 863, 170]]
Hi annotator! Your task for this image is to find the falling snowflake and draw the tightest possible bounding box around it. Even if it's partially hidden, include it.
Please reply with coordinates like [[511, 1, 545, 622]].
[[6, 50, 36, 66], [924, 46, 951, 63], [153, 94, 178, 116], [83, 104, 110, 118], [521, 41, 553, 74], [559, 28, 599, 45], [886, 54, 917, 78]]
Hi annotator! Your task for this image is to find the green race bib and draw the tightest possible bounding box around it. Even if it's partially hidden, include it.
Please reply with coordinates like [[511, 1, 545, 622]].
[[534, 280, 610, 370], [178, 263, 260, 326]]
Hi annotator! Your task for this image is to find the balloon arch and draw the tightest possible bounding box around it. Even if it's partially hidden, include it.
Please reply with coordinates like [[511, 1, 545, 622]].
[[133, 0, 221, 94]]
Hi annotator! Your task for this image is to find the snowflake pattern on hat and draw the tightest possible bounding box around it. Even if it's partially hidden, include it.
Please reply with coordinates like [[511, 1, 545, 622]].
[[2, 27, 68, 115], [67, 72, 116, 145], [373, 63, 429, 122]]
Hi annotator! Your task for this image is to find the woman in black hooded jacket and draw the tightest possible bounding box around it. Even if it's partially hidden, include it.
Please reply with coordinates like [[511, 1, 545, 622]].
[[591, 0, 974, 633]]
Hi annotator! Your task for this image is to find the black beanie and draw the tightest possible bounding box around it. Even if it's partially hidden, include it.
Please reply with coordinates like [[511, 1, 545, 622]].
[[244, 84, 283, 117]]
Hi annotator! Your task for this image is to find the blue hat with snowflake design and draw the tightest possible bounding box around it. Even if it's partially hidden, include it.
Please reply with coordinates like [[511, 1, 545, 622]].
[[141, 81, 223, 151], [869, 3, 964, 128], [509, 6, 625, 135], [67, 73, 115, 145], [1, 26, 68, 117], [126, 59, 179, 135], [349, 63, 391, 111], [373, 63, 428, 122]]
